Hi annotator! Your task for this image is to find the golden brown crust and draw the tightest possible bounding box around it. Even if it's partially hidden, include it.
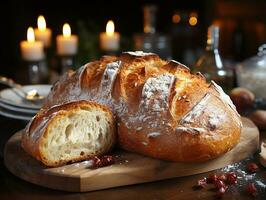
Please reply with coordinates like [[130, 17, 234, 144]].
[[38, 51, 242, 163], [80, 56, 117, 90], [22, 100, 116, 167]]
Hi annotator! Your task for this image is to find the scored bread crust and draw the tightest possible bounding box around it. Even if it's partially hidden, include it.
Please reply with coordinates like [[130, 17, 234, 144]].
[[42, 51, 242, 162], [22, 100, 116, 167]]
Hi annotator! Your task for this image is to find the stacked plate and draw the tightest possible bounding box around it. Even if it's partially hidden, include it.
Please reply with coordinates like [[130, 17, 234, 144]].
[[0, 85, 51, 121]]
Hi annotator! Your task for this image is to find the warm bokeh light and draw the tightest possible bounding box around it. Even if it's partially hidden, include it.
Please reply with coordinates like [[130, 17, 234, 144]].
[[37, 15, 46, 31], [27, 27, 35, 42], [189, 12, 198, 26], [106, 20, 115, 36], [63, 23, 71, 38], [172, 13, 181, 24], [189, 17, 197, 26], [212, 20, 221, 27]]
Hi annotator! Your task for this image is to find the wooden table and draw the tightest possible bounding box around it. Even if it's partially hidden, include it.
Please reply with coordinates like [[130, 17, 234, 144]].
[[0, 116, 265, 200]]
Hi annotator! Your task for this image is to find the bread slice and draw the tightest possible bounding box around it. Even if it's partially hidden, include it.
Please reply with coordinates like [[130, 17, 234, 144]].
[[22, 100, 116, 167]]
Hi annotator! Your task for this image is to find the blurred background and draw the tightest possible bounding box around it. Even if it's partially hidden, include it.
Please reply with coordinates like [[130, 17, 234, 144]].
[[1, 0, 265, 80]]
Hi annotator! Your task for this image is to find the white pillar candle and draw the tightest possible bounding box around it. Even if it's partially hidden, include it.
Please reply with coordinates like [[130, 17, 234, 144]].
[[34, 15, 52, 48], [56, 23, 78, 56], [20, 27, 44, 61], [100, 20, 120, 51]]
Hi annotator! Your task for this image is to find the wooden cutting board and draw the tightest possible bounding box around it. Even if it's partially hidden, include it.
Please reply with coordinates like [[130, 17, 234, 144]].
[[4, 118, 259, 192]]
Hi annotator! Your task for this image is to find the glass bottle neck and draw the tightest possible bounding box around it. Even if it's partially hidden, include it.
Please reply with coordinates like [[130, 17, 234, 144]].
[[143, 5, 157, 34], [206, 41, 219, 51], [205, 26, 223, 69], [206, 25, 219, 51]]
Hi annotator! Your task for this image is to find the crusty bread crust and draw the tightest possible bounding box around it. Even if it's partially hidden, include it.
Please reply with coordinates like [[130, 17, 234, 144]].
[[40, 51, 241, 162], [22, 100, 116, 167]]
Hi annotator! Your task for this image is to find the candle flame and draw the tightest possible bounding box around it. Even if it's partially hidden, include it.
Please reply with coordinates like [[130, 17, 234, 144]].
[[63, 23, 71, 38], [37, 15, 46, 31], [27, 27, 35, 42], [106, 20, 115, 36]]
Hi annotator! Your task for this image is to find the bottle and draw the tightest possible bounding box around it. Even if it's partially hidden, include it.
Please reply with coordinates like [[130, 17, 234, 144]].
[[143, 5, 157, 34], [232, 20, 246, 61], [133, 5, 172, 59], [195, 25, 233, 92]]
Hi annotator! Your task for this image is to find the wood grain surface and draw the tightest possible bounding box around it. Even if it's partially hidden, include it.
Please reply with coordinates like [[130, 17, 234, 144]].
[[4, 118, 259, 192]]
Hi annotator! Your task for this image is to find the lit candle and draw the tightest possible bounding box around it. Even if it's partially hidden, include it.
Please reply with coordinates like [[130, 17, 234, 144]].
[[20, 27, 44, 61], [34, 15, 52, 48], [56, 23, 78, 56], [100, 20, 120, 51]]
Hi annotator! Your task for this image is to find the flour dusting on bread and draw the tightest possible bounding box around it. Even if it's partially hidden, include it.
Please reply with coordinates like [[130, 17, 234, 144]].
[[147, 132, 161, 138], [141, 74, 176, 111], [175, 126, 207, 134], [211, 81, 239, 116], [123, 51, 155, 57], [100, 61, 122, 97], [180, 93, 211, 124]]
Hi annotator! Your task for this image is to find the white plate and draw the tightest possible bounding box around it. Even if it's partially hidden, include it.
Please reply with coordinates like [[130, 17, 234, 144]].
[[0, 101, 38, 114], [0, 85, 51, 109], [0, 106, 33, 121]]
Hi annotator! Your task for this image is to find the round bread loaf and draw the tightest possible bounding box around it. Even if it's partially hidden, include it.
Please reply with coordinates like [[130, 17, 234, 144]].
[[43, 51, 242, 162]]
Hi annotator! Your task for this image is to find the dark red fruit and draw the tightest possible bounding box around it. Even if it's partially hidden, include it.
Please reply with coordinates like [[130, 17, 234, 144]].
[[246, 183, 258, 197], [216, 186, 227, 198], [91, 155, 114, 168], [214, 180, 226, 190], [218, 174, 227, 182], [197, 178, 207, 188], [226, 172, 237, 185], [247, 163, 259, 173], [207, 173, 218, 183]]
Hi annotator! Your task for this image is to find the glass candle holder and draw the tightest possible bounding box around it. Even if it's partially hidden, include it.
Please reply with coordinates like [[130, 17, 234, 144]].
[[57, 55, 76, 75], [27, 59, 49, 84]]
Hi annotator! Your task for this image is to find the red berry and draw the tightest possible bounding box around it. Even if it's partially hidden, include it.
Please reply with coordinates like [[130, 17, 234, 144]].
[[197, 178, 207, 188], [247, 163, 259, 173], [92, 155, 114, 168], [216, 186, 227, 198], [214, 180, 226, 190], [92, 156, 101, 166], [246, 183, 258, 197], [218, 174, 227, 182], [226, 172, 237, 185], [207, 173, 218, 183]]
